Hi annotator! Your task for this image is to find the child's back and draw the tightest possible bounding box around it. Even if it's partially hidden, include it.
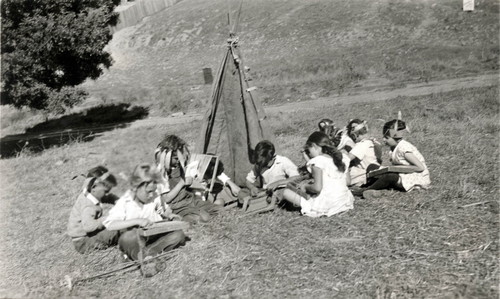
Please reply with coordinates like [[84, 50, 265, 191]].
[[303, 155, 353, 217], [349, 138, 381, 185], [391, 139, 430, 191], [282, 132, 354, 218]]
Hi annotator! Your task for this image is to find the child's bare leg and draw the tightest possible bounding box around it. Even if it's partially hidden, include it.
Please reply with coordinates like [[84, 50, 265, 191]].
[[182, 214, 201, 223], [282, 188, 303, 207], [213, 186, 237, 206], [118, 229, 143, 260]]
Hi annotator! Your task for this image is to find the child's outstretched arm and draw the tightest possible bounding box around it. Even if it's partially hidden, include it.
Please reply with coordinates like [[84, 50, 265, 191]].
[[103, 198, 154, 230], [266, 175, 306, 192], [225, 179, 241, 197], [391, 152, 426, 173], [245, 179, 261, 197], [161, 177, 192, 204]]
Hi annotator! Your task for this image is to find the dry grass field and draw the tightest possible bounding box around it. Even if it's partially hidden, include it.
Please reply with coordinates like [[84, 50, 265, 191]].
[[0, 0, 499, 298], [0, 85, 498, 298]]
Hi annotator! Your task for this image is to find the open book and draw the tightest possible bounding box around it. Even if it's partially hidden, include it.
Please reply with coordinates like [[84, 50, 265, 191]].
[[367, 166, 415, 178], [138, 220, 190, 237], [186, 153, 220, 193]]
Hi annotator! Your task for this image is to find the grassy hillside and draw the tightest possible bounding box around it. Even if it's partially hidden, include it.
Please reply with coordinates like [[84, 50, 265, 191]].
[[0, 2, 499, 296], [0, 85, 497, 298], [83, 0, 499, 112]]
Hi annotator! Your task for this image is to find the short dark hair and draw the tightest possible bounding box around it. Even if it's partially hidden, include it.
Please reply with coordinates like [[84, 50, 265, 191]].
[[86, 165, 117, 191], [347, 119, 363, 140], [383, 119, 406, 137], [253, 140, 275, 166]]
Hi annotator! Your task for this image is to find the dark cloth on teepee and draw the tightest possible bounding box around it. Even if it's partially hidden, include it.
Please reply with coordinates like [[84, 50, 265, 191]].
[[197, 39, 274, 187]]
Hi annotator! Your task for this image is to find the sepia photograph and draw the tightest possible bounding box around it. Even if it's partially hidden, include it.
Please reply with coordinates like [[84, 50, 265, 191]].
[[0, 0, 498, 297]]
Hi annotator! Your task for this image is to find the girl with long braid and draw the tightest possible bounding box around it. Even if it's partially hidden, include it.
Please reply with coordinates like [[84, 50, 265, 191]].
[[282, 131, 354, 217]]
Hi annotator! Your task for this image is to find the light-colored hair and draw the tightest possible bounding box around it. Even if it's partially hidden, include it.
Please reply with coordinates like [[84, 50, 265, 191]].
[[130, 163, 161, 189]]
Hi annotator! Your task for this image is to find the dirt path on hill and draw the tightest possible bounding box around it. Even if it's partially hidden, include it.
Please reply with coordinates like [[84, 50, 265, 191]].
[[131, 72, 498, 128], [1, 72, 497, 158]]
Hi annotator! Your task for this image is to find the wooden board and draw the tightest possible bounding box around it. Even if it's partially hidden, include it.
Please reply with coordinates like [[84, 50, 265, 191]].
[[187, 154, 219, 193], [138, 220, 190, 237], [367, 166, 416, 178]]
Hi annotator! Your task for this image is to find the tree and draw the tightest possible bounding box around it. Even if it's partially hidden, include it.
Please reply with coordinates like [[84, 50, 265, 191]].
[[1, 0, 120, 113]]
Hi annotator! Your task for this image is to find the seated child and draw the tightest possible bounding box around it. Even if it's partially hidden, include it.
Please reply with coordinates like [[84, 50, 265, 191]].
[[346, 120, 382, 187], [201, 159, 241, 206], [239, 140, 299, 201], [67, 166, 119, 254], [318, 118, 340, 146], [154, 134, 223, 223], [103, 163, 185, 264], [362, 119, 431, 199], [335, 119, 361, 153], [282, 132, 354, 217]]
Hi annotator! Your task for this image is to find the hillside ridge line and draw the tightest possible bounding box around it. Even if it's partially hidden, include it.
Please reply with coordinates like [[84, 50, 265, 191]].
[[131, 72, 498, 128]]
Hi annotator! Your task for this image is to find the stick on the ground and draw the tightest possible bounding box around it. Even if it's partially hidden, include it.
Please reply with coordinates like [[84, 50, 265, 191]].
[[65, 249, 180, 290], [458, 201, 491, 208], [65, 263, 138, 290]]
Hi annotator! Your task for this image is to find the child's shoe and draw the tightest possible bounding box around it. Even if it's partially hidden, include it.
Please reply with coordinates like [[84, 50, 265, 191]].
[[350, 186, 365, 197], [362, 189, 391, 200]]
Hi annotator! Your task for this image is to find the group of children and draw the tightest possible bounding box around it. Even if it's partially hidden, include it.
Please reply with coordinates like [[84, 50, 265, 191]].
[[67, 117, 430, 275]]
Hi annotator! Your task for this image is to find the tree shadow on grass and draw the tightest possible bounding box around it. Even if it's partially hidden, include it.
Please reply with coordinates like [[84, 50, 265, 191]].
[[0, 103, 149, 159]]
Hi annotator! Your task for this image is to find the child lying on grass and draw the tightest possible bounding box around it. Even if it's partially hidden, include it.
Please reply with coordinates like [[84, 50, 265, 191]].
[[361, 119, 431, 199], [238, 140, 299, 203], [103, 163, 185, 276], [282, 132, 354, 217], [67, 166, 119, 254]]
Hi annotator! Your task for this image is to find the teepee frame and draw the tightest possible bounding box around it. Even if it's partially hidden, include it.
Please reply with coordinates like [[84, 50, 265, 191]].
[[196, 1, 274, 186]]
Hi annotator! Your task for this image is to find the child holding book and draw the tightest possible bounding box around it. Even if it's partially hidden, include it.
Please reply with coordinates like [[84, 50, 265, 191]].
[[67, 166, 119, 254], [103, 164, 185, 263], [154, 135, 223, 223], [362, 119, 430, 199], [239, 140, 299, 202], [282, 132, 354, 217], [345, 120, 382, 187]]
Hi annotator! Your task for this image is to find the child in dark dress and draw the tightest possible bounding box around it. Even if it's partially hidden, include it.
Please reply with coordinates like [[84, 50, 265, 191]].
[[155, 135, 223, 223]]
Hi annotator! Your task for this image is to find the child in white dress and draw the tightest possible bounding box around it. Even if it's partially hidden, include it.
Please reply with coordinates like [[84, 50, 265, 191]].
[[363, 119, 430, 199], [282, 132, 354, 217], [346, 120, 382, 186]]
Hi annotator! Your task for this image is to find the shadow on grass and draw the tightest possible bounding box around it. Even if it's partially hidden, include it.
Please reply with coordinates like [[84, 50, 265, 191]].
[[0, 103, 149, 159]]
